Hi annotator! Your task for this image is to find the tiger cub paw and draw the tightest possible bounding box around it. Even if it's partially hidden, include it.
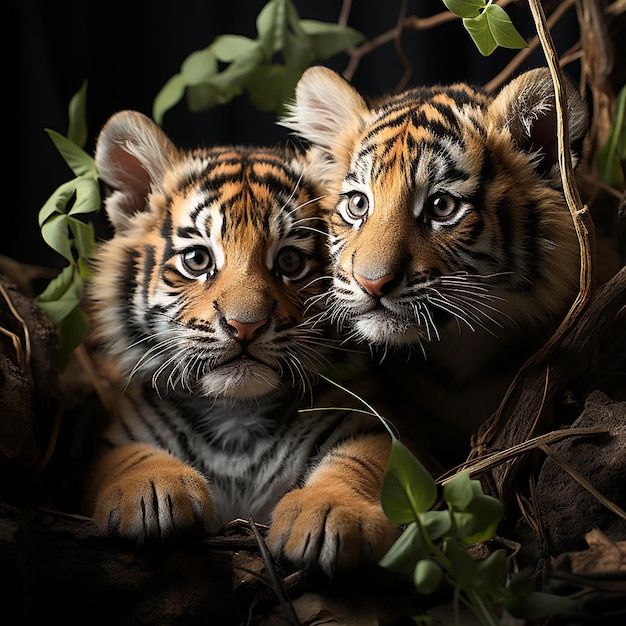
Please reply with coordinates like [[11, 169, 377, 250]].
[[267, 485, 398, 575], [92, 448, 213, 542]]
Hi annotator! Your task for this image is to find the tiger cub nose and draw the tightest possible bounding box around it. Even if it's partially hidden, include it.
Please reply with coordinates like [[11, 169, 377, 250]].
[[354, 273, 397, 297], [226, 318, 268, 344]]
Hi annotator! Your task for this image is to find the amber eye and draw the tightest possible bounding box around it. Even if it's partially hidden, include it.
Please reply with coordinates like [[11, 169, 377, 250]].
[[427, 192, 460, 220], [276, 247, 307, 280], [181, 247, 214, 276], [342, 191, 370, 224]]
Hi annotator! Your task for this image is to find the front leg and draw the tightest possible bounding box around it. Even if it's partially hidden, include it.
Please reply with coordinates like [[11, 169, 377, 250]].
[[86, 443, 213, 542], [267, 433, 399, 575]]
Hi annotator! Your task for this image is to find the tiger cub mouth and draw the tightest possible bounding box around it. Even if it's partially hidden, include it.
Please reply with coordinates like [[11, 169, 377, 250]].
[[354, 309, 428, 346], [199, 356, 281, 399]]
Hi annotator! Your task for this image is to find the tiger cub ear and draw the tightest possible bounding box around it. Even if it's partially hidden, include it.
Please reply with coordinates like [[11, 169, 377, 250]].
[[95, 110, 180, 231], [280, 66, 369, 162], [488, 67, 588, 180]]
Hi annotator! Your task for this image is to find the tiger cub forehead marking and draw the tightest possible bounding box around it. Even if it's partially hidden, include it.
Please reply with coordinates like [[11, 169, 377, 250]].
[[163, 147, 315, 276], [342, 87, 487, 227]]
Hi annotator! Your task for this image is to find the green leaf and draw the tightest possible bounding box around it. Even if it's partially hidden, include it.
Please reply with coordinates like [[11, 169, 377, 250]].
[[507, 567, 535, 597], [256, 0, 288, 57], [185, 83, 225, 112], [420, 509, 452, 540], [181, 47, 218, 84], [212, 34, 259, 61], [41, 214, 73, 263], [473, 549, 508, 595], [283, 0, 305, 37], [504, 567, 578, 620], [68, 216, 96, 259], [450, 494, 503, 543], [443, 472, 503, 542], [213, 46, 264, 90], [445, 540, 477, 587], [441, 0, 485, 19], [35, 264, 83, 325], [246, 64, 301, 112], [381, 438, 437, 523], [182, 44, 261, 112], [67, 177, 101, 217], [38, 179, 80, 227], [378, 521, 429, 574], [153, 73, 187, 125], [57, 305, 90, 370], [413, 559, 443, 595], [506, 590, 578, 622], [299, 20, 366, 59], [463, 3, 527, 56], [443, 471, 480, 510], [597, 84, 626, 187], [485, 4, 528, 50], [76, 256, 92, 281], [45, 129, 97, 178], [463, 12, 497, 56], [282, 28, 315, 69], [67, 80, 89, 148]]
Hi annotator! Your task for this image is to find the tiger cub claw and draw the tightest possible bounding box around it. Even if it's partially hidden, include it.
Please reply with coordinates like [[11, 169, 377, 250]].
[[92, 452, 213, 543], [267, 485, 398, 576]]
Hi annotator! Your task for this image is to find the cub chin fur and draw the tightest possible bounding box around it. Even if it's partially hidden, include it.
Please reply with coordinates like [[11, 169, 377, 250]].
[[83, 110, 400, 575], [281, 67, 588, 452]]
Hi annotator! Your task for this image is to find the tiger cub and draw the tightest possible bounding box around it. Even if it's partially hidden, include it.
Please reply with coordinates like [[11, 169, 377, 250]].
[[280, 67, 588, 458], [84, 110, 398, 575]]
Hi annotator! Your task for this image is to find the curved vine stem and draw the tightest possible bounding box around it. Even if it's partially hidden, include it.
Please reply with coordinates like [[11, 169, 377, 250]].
[[473, 0, 597, 453]]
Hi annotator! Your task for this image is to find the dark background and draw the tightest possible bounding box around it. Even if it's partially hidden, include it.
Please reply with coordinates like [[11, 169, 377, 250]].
[[8, 1, 580, 273]]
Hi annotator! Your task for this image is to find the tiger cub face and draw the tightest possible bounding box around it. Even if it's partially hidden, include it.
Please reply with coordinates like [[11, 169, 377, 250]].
[[280, 67, 587, 373], [90, 111, 328, 401]]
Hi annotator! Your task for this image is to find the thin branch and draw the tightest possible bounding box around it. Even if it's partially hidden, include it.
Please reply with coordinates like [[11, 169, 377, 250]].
[[0, 282, 31, 371], [337, 0, 352, 28], [437, 426, 608, 484], [248, 517, 301, 626], [394, 0, 413, 91], [342, 7, 458, 81]]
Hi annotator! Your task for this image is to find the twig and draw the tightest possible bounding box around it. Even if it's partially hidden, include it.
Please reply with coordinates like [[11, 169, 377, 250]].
[[437, 426, 609, 484], [342, 7, 457, 82], [394, 0, 413, 91], [248, 516, 301, 626], [37, 385, 71, 474], [0, 281, 31, 371], [337, 0, 352, 28]]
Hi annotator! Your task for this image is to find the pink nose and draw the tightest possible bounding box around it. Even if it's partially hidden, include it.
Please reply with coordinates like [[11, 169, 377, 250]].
[[226, 318, 267, 343], [354, 273, 396, 297]]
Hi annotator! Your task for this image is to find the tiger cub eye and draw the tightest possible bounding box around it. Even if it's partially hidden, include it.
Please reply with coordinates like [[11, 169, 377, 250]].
[[181, 247, 213, 275], [276, 247, 307, 279], [341, 191, 370, 224], [427, 193, 459, 220]]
